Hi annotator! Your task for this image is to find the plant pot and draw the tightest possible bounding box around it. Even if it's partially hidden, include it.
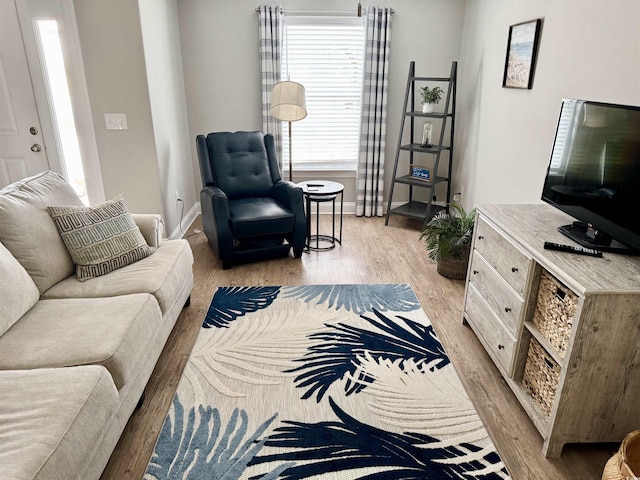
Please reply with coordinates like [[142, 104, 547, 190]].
[[422, 103, 435, 114], [436, 250, 470, 280]]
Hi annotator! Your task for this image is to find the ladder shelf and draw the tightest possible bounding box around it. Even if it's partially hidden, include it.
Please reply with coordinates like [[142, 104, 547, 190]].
[[385, 60, 457, 225]]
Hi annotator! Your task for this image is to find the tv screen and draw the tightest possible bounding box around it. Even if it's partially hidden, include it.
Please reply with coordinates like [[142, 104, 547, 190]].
[[541, 98, 640, 254]]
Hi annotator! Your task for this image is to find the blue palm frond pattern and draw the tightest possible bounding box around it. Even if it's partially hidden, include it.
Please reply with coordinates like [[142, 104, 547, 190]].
[[283, 284, 420, 314], [249, 397, 509, 480], [287, 309, 450, 402], [147, 284, 510, 479], [202, 286, 280, 328], [144, 394, 292, 480]]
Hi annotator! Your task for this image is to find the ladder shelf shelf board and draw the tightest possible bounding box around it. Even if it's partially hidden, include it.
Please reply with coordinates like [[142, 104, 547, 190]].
[[388, 201, 446, 221], [385, 60, 457, 226]]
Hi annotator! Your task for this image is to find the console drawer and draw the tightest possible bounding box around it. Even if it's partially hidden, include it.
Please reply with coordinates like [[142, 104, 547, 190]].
[[474, 217, 532, 297], [468, 251, 523, 337], [465, 283, 517, 376]]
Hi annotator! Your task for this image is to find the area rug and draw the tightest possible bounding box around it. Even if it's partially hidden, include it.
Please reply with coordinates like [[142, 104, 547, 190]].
[[144, 284, 510, 479]]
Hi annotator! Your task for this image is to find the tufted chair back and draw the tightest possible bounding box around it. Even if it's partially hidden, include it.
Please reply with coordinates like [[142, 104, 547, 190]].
[[198, 131, 281, 200]]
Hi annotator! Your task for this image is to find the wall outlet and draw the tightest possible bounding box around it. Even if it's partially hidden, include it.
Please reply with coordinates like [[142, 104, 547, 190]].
[[174, 190, 181, 202], [453, 185, 464, 202]]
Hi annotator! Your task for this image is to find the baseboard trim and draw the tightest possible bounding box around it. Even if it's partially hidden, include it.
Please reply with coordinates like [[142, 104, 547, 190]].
[[168, 202, 201, 240], [168, 201, 413, 236]]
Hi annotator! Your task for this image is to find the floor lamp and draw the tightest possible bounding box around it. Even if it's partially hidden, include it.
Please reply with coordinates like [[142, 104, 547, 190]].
[[270, 81, 307, 181]]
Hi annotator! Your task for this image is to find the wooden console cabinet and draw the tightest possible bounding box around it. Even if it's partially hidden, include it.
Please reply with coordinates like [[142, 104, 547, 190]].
[[462, 204, 640, 457]]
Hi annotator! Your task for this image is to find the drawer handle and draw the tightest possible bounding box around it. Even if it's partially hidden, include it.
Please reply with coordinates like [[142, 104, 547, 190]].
[[498, 344, 505, 350], [504, 307, 512, 313], [478, 235, 485, 240], [511, 267, 519, 273], [555, 287, 566, 301], [473, 270, 479, 275]]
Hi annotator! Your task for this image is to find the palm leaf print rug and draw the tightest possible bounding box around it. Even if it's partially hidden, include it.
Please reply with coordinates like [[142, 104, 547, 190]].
[[144, 284, 510, 479]]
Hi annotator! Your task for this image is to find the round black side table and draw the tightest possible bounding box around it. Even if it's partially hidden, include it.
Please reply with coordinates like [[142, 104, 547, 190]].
[[297, 180, 344, 251]]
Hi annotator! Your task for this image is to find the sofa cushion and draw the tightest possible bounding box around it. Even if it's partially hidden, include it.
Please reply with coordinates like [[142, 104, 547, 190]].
[[42, 239, 194, 315], [0, 294, 161, 390], [0, 242, 39, 336], [47, 195, 155, 281], [0, 366, 118, 480], [0, 171, 83, 294]]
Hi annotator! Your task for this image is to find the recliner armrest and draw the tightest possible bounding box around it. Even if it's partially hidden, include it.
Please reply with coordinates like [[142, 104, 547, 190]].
[[200, 186, 234, 262], [273, 181, 304, 211], [132, 213, 164, 247]]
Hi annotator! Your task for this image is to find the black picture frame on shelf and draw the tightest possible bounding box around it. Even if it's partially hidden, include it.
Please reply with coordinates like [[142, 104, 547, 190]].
[[502, 19, 542, 90]]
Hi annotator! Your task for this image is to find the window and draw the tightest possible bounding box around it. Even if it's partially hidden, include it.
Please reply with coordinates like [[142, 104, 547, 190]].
[[282, 15, 364, 171]]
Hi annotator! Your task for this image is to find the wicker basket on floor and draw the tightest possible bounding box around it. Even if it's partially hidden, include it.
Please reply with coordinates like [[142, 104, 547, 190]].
[[602, 429, 640, 480]]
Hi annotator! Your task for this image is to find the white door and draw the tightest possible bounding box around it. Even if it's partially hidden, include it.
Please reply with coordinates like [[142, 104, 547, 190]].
[[0, 0, 51, 186]]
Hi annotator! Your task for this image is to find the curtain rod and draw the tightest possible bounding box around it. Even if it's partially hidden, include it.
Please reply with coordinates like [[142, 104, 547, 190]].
[[254, 6, 395, 15]]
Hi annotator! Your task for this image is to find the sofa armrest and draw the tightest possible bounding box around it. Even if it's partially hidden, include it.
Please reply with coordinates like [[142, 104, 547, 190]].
[[131, 213, 164, 247]]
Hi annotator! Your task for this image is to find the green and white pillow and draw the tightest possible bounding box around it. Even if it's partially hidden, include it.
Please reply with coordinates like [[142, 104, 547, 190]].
[[48, 195, 155, 281]]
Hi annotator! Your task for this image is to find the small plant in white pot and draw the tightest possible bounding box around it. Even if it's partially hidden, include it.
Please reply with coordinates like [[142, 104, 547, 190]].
[[420, 86, 444, 113]]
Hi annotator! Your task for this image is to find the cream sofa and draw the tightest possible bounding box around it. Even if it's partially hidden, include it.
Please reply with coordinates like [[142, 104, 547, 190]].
[[0, 171, 194, 480]]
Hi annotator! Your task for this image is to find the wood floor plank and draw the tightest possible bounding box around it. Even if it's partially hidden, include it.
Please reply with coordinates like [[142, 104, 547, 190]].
[[100, 215, 614, 480]]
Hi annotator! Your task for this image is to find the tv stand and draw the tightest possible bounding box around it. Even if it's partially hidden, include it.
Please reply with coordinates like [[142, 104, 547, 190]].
[[462, 204, 640, 457], [558, 223, 640, 255]]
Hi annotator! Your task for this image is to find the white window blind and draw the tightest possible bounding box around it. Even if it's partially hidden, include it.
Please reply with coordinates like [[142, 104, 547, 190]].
[[282, 15, 364, 171], [549, 99, 578, 172]]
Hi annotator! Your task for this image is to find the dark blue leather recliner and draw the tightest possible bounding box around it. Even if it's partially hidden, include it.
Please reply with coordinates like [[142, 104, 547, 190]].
[[196, 131, 306, 269]]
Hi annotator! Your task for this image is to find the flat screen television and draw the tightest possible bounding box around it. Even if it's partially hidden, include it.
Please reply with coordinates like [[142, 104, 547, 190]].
[[541, 98, 640, 254]]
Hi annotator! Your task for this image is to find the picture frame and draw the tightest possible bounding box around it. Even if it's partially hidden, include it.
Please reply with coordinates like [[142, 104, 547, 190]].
[[502, 19, 542, 89], [409, 164, 430, 182]]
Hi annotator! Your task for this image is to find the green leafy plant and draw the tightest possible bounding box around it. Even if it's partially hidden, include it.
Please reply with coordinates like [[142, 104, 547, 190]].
[[419, 86, 444, 105], [419, 203, 476, 262]]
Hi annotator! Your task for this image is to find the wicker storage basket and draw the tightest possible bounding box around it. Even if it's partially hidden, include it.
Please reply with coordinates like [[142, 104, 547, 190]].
[[532, 271, 578, 358], [602, 429, 640, 480], [522, 338, 561, 417]]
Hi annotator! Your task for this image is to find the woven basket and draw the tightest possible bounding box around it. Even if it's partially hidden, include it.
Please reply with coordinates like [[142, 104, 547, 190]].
[[522, 338, 561, 417], [532, 271, 578, 358], [436, 249, 470, 280], [602, 429, 640, 480]]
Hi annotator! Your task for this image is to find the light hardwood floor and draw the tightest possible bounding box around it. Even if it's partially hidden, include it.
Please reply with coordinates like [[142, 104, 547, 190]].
[[101, 214, 614, 480]]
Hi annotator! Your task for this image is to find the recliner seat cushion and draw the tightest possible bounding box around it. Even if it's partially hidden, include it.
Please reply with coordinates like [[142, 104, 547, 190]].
[[207, 132, 274, 199], [229, 197, 295, 238], [0, 294, 161, 390], [0, 366, 118, 480], [41, 239, 193, 315], [0, 171, 84, 294]]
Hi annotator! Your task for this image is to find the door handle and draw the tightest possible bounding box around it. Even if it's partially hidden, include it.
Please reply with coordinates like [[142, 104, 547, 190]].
[[31, 144, 42, 152], [29, 126, 39, 135]]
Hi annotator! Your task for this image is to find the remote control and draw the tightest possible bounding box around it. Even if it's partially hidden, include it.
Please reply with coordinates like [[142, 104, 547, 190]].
[[543, 241, 603, 257]]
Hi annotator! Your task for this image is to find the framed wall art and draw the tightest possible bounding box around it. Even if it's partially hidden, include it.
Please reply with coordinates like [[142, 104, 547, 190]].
[[502, 19, 542, 89]]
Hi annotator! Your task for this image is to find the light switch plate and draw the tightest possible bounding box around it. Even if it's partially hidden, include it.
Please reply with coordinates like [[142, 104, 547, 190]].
[[104, 113, 128, 130]]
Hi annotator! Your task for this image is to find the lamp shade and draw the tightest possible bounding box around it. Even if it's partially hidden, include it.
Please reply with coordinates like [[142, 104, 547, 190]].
[[270, 81, 307, 122]]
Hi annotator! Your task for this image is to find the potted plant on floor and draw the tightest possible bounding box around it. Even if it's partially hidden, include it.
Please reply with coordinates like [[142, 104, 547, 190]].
[[419, 202, 476, 280], [420, 86, 444, 113]]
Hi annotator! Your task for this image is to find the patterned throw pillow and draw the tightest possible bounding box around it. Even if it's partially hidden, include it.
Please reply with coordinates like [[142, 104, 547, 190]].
[[47, 195, 155, 281]]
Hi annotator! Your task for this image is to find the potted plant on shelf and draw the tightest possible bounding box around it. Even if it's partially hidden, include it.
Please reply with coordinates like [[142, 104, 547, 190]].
[[420, 86, 444, 113], [419, 202, 476, 280]]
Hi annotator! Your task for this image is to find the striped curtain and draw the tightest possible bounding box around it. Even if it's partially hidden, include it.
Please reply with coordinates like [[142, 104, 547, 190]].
[[356, 7, 392, 217], [258, 5, 284, 166]]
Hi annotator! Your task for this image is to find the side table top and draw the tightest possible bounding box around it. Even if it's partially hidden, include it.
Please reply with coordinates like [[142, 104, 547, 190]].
[[296, 180, 344, 196]]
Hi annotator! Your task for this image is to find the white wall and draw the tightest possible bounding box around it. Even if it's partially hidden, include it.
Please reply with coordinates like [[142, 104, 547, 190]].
[[74, 0, 197, 236], [74, 0, 164, 216], [456, 0, 640, 211], [139, 0, 197, 234], [178, 0, 467, 206]]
